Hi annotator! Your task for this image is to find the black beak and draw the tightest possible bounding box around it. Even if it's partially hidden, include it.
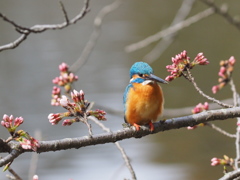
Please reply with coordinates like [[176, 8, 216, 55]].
[[146, 74, 168, 84]]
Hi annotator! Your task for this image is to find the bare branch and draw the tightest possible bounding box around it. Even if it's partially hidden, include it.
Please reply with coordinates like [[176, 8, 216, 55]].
[[8, 166, 22, 180], [219, 169, 240, 180], [59, 1, 70, 25], [144, 0, 196, 63], [0, 0, 90, 52], [228, 79, 240, 169], [125, 7, 214, 53], [1, 106, 240, 167], [28, 130, 41, 180], [89, 117, 137, 180], [0, 149, 22, 168], [186, 68, 233, 108], [200, 0, 240, 30], [70, 0, 124, 73], [206, 123, 236, 138]]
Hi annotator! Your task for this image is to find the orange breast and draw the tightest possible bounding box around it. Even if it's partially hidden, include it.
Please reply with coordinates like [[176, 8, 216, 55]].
[[125, 82, 164, 125]]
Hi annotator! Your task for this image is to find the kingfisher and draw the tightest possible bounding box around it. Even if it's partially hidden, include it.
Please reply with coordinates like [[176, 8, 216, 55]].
[[123, 62, 168, 131]]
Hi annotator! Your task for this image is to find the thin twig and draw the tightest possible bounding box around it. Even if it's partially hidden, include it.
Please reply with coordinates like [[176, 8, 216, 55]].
[[0, 156, 22, 180], [59, 1, 70, 25], [125, 7, 214, 53], [0, 0, 90, 52], [205, 123, 236, 138], [28, 130, 41, 180], [229, 79, 240, 169], [70, 0, 124, 73], [229, 79, 239, 107], [84, 120, 93, 137], [200, 0, 240, 30], [8, 166, 22, 180], [0, 13, 31, 33], [186, 68, 233, 108], [144, 0, 196, 63], [89, 117, 137, 180]]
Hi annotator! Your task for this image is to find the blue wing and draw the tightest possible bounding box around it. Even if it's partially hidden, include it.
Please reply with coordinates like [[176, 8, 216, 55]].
[[123, 78, 144, 113], [123, 83, 133, 113]]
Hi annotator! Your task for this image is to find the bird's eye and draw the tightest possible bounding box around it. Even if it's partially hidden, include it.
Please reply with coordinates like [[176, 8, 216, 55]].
[[138, 74, 144, 77]]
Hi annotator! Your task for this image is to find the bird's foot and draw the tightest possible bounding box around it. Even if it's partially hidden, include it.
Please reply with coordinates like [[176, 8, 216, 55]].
[[148, 122, 154, 131], [133, 122, 154, 131], [133, 123, 141, 131]]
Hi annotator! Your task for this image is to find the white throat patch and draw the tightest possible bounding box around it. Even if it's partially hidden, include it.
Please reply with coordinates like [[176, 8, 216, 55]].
[[142, 80, 153, 85]]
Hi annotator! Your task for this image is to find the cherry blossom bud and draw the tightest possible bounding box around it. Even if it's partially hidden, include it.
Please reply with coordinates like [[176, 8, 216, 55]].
[[187, 126, 197, 130], [60, 95, 69, 107], [48, 113, 62, 125], [59, 62, 69, 72], [212, 85, 219, 94], [211, 157, 220, 166], [14, 117, 24, 127], [62, 119, 75, 126], [33, 175, 39, 180], [229, 56, 236, 66]]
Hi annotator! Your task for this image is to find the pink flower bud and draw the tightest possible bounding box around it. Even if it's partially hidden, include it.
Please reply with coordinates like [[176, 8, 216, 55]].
[[218, 67, 226, 77], [60, 95, 69, 107], [229, 56, 236, 66], [59, 62, 69, 72], [33, 175, 39, 180], [52, 77, 60, 84], [14, 117, 24, 127], [62, 119, 74, 126], [187, 126, 197, 130], [21, 139, 32, 150], [203, 102, 209, 110], [211, 157, 220, 166], [165, 75, 174, 82], [212, 85, 219, 94], [48, 113, 62, 125], [182, 50, 187, 58], [3, 114, 9, 121]]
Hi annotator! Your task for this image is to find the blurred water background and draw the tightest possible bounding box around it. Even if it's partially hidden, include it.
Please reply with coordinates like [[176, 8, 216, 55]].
[[0, 0, 240, 179]]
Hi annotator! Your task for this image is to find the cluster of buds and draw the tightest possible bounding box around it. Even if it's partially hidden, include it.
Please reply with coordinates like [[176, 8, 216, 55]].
[[211, 155, 234, 168], [52, 62, 78, 93], [165, 50, 209, 81], [1, 114, 23, 135], [1, 114, 39, 152], [51, 86, 61, 106], [14, 130, 40, 152], [192, 102, 209, 114], [48, 89, 106, 126], [212, 56, 236, 94], [187, 102, 209, 130]]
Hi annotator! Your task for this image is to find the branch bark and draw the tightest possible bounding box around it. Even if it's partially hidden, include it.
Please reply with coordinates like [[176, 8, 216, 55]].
[[1, 107, 240, 167], [0, 0, 90, 52]]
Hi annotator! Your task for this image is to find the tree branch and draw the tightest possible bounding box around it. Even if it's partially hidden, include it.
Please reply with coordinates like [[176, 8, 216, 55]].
[[185, 68, 233, 108], [1, 107, 240, 167], [89, 117, 136, 180], [200, 0, 240, 30], [70, 0, 124, 73], [0, 149, 22, 168], [0, 0, 90, 52], [144, 0, 196, 63], [219, 169, 240, 180], [125, 7, 214, 53], [206, 123, 236, 138]]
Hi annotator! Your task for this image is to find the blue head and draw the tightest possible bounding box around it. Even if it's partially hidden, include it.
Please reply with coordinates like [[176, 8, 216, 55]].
[[130, 62, 153, 78], [129, 62, 168, 84]]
